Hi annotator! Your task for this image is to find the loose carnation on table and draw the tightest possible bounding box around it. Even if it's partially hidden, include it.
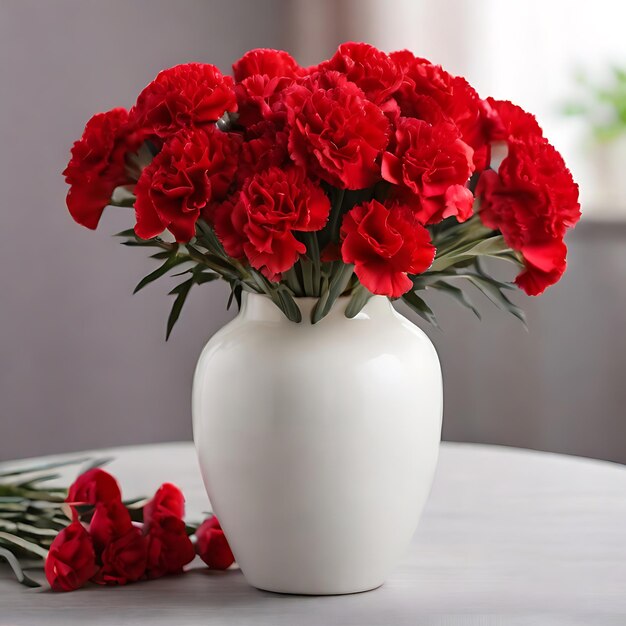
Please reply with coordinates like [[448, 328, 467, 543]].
[[62, 42, 580, 333], [0, 460, 234, 592]]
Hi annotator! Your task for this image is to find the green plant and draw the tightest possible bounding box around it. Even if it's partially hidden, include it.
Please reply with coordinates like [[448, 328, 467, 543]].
[[563, 66, 626, 143]]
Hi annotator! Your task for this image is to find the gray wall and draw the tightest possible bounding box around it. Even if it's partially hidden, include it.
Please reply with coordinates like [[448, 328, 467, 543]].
[[419, 222, 626, 465], [0, 0, 288, 461], [1, 1, 624, 464]]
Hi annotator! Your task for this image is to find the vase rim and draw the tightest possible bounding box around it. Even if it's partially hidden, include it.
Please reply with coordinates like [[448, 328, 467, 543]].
[[241, 292, 391, 323]]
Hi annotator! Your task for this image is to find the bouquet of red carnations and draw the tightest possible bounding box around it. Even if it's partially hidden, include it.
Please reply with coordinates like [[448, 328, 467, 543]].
[[64, 43, 580, 334]]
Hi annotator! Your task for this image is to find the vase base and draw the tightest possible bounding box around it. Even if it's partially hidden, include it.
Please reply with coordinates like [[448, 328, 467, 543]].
[[250, 580, 385, 596]]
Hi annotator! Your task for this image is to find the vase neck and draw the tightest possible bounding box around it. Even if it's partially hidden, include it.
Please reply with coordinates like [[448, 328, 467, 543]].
[[240, 293, 392, 324]]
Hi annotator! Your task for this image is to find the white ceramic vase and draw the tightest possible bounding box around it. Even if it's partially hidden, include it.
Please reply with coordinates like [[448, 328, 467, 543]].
[[192, 293, 443, 595]]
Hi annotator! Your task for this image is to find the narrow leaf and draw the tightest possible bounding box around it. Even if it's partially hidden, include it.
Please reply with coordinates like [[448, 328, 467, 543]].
[[194, 272, 220, 286], [312, 263, 353, 323], [429, 281, 481, 320], [166, 279, 193, 340], [113, 229, 137, 238], [460, 274, 527, 327], [0, 457, 91, 478], [345, 285, 373, 319], [16, 474, 62, 488], [283, 267, 304, 297], [430, 235, 513, 272], [0, 531, 49, 558], [0, 520, 57, 538], [0, 548, 41, 588], [186, 244, 241, 279], [277, 289, 302, 323], [134, 255, 190, 294], [247, 270, 301, 322], [196, 219, 228, 257], [402, 291, 441, 329], [80, 457, 113, 472], [150, 251, 171, 260]]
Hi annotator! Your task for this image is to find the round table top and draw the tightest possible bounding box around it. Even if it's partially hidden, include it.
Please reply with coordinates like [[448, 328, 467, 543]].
[[2, 442, 626, 625]]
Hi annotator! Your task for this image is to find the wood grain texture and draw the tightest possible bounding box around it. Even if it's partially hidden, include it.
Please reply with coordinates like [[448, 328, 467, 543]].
[[1, 442, 625, 625]]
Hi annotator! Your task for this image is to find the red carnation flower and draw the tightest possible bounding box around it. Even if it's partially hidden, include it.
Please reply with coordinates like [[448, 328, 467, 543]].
[[130, 63, 237, 139], [322, 42, 402, 106], [214, 166, 331, 280], [134, 127, 241, 242], [143, 483, 186, 528], [45, 521, 97, 592], [195, 516, 235, 570], [63, 108, 136, 230], [390, 51, 491, 171], [92, 526, 148, 586], [233, 50, 301, 127], [340, 199, 435, 297], [486, 98, 544, 143], [477, 138, 580, 295], [233, 48, 301, 82], [235, 73, 297, 127], [66, 468, 122, 507], [285, 78, 390, 189], [89, 500, 133, 554], [143, 483, 194, 579], [382, 118, 474, 224], [145, 515, 195, 579], [235, 120, 289, 185]]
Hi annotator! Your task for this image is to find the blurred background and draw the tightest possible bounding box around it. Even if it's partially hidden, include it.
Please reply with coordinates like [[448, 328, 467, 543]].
[[1, 0, 625, 463]]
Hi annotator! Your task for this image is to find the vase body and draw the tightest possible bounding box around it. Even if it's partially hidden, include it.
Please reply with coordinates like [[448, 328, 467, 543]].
[[192, 293, 443, 595]]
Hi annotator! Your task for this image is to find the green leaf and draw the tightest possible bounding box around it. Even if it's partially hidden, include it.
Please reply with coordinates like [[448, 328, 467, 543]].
[[401, 291, 441, 329], [185, 244, 241, 280], [133, 255, 190, 294], [247, 270, 302, 322], [149, 251, 172, 260], [312, 263, 354, 324], [456, 274, 526, 327], [120, 239, 162, 248], [0, 531, 49, 559], [195, 272, 219, 286], [277, 288, 302, 323], [16, 474, 61, 488], [430, 235, 513, 272], [196, 219, 227, 256], [429, 281, 481, 320], [283, 267, 304, 297], [225, 282, 243, 311], [113, 229, 137, 238], [80, 457, 113, 472], [0, 548, 41, 588], [0, 457, 90, 479], [0, 520, 57, 538], [345, 284, 373, 319], [166, 278, 194, 340]]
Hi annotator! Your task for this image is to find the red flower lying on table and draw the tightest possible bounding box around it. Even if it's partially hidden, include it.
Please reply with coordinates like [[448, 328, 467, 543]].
[[0, 461, 234, 592]]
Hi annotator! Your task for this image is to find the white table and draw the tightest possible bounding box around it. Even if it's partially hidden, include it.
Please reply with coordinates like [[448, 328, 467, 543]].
[[1, 442, 625, 625]]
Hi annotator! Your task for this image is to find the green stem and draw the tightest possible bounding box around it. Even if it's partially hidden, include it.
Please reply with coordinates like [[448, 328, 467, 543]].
[[328, 189, 346, 243], [283, 267, 304, 296], [305, 233, 321, 295], [300, 259, 314, 296]]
